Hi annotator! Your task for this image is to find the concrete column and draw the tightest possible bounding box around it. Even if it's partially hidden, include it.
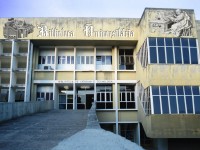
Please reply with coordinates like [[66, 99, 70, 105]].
[[114, 46, 119, 134], [8, 40, 15, 102], [25, 40, 33, 102]]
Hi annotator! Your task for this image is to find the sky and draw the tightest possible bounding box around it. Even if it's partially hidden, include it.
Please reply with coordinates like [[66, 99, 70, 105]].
[[0, 0, 200, 20]]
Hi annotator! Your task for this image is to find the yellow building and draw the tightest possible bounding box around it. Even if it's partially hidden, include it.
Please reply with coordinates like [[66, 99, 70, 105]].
[[0, 8, 200, 149]]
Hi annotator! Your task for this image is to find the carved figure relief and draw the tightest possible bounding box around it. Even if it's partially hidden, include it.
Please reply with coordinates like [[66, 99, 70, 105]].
[[150, 9, 192, 37], [3, 18, 34, 39]]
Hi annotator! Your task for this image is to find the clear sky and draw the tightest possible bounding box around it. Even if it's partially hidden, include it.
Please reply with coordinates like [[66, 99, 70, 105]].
[[0, 0, 200, 20]]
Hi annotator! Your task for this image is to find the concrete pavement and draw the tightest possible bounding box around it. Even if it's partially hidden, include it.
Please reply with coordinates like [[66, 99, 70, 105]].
[[0, 110, 88, 150]]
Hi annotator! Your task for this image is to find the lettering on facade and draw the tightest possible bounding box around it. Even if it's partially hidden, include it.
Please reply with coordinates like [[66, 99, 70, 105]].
[[37, 24, 74, 38], [84, 23, 134, 38], [150, 9, 192, 37]]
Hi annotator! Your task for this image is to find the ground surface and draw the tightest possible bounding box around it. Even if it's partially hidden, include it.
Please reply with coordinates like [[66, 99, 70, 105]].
[[0, 110, 88, 150], [52, 128, 143, 150]]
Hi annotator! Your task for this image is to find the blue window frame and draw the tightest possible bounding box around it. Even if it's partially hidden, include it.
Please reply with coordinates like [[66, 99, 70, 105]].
[[148, 37, 199, 65], [151, 86, 200, 114]]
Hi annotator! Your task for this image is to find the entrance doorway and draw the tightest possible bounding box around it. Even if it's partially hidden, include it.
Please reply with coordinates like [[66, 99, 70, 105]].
[[86, 94, 94, 109]]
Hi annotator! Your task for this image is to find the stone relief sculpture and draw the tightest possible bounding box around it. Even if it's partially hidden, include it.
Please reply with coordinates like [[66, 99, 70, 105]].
[[150, 9, 192, 37], [3, 18, 34, 39]]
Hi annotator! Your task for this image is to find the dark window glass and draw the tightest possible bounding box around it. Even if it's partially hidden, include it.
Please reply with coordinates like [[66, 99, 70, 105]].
[[71, 56, 74, 64], [97, 93, 100, 101], [46, 93, 49, 100], [37, 92, 40, 98], [192, 86, 200, 95], [67, 56, 70, 64], [174, 47, 182, 64], [181, 38, 188, 47], [153, 96, 161, 114], [194, 96, 200, 114], [158, 47, 165, 63], [120, 56, 125, 65], [186, 96, 193, 113], [41, 92, 45, 98], [162, 96, 169, 114], [52, 56, 55, 64], [160, 86, 168, 95], [131, 93, 134, 101], [106, 93, 110, 101], [189, 38, 197, 47], [50, 93, 53, 100], [157, 38, 164, 46], [62, 56, 65, 64], [152, 86, 159, 95], [182, 47, 190, 64], [101, 93, 105, 101], [166, 47, 174, 63], [38, 56, 41, 64], [176, 86, 184, 95], [86, 56, 90, 64], [173, 38, 181, 46], [184, 86, 192, 95], [149, 38, 157, 46], [168, 86, 176, 95], [106, 56, 112, 64], [178, 96, 186, 113], [47, 56, 51, 64], [77, 56, 80, 64], [170, 96, 177, 113], [127, 93, 130, 101], [150, 47, 157, 63], [190, 48, 198, 64], [59, 95, 66, 103], [90, 56, 94, 64], [81, 56, 85, 64], [41, 56, 46, 64], [122, 93, 125, 101], [125, 50, 133, 55], [119, 50, 124, 55], [165, 38, 173, 46], [58, 56, 61, 64], [102, 56, 106, 65]]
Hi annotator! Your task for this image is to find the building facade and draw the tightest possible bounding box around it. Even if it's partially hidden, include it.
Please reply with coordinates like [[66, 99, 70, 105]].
[[0, 8, 200, 149]]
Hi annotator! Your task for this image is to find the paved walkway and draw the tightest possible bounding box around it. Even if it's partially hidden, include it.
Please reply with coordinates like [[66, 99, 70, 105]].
[[0, 110, 88, 150]]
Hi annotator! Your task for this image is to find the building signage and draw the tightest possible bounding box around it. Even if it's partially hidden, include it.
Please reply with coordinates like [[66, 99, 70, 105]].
[[2, 18, 135, 39], [37, 24, 75, 38], [83, 24, 134, 38]]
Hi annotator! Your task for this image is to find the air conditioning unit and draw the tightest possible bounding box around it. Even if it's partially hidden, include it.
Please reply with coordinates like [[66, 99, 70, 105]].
[[44, 66, 52, 70]]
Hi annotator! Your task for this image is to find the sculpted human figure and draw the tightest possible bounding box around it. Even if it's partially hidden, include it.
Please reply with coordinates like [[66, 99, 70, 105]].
[[166, 9, 191, 36]]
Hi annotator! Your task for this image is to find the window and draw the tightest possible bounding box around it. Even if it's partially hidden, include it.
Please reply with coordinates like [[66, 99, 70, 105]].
[[37, 92, 53, 101], [148, 37, 199, 64], [96, 55, 112, 65], [151, 86, 200, 114], [77, 56, 94, 64], [38, 56, 55, 65], [96, 85, 113, 109], [58, 55, 74, 64], [120, 85, 135, 109], [119, 49, 134, 70]]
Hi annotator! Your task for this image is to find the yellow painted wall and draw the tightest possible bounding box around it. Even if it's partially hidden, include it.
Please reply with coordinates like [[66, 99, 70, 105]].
[[117, 71, 136, 80], [97, 111, 116, 122], [56, 71, 73, 80], [76, 72, 94, 80], [34, 72, 54, 80], [137, 64, 200, 88], [96, 71, 114, 80], [118, 111, 138, 122]]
